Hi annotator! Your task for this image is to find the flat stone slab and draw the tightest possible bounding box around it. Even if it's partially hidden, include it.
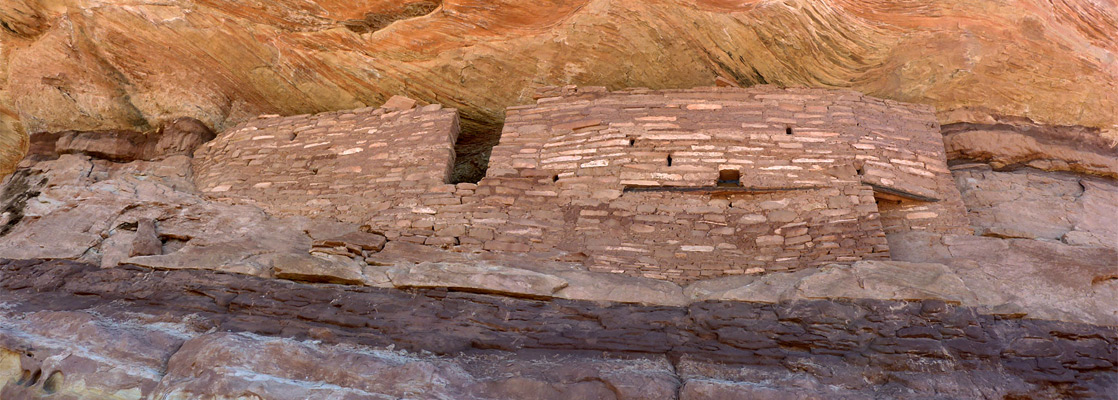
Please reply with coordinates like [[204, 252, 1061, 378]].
[[386, 262, 569, 298]]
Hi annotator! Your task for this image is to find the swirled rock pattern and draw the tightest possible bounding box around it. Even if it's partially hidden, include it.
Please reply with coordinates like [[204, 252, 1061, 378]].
[[2, 0, 1117, 175]]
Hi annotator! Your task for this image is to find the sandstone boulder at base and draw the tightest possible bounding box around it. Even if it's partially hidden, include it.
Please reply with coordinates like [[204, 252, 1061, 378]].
[[273, 252, 389, 286], [952, 166, 1118, 247], [386, 262, 569, 298], [684, 268, 821, 304], [551, 269, 689, 306], [888, 232, 1118, 326], [311, 230, 387, 257], [129, 218, 162, 257], [684, 261, 978, 305], [794, 260, 978, 303]]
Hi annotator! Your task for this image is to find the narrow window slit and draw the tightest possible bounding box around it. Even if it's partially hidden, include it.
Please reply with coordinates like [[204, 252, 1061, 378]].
[[785, 127, 793, 135], [667, 155, 673, 166]]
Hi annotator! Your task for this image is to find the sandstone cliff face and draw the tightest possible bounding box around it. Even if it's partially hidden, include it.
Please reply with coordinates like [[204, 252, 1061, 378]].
[[2, 0, 1117, 175], [2, 1, 1118, 397], [2, 104, 1117, 397]]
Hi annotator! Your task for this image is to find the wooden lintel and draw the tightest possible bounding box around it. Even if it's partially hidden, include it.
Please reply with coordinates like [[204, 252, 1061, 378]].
[[865, 183, 940, 202], [622, 186, 823, 195]]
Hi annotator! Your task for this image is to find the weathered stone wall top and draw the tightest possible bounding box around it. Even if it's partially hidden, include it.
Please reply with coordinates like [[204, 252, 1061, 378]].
[[193, 104, 458, 215]]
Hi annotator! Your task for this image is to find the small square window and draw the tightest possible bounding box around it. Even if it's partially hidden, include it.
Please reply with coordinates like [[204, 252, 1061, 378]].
[[718, 169, 741, 187]]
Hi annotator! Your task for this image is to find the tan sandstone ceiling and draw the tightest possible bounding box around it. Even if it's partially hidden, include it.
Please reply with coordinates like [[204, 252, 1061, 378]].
[[1, 0, 1116, 175]]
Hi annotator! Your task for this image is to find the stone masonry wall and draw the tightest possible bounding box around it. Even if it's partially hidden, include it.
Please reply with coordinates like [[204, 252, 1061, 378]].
[[193, 104, 458, 217], [499, 86, 968, 238], [192, 86, 969, 282]]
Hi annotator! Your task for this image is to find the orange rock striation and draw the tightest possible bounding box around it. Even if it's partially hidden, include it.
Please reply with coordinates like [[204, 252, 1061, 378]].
[[2, 0, 1117, 176]]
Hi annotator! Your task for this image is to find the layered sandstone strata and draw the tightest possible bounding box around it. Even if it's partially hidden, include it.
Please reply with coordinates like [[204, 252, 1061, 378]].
[[1, 91, 1116, 398], [2, 0, 1116, 177], [2, 259, 1116, 399], [0, 0, 1116, 397]]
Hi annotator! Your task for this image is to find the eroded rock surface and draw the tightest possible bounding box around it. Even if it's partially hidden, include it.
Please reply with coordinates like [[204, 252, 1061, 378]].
[[0, 153, 318, 275], [2, 0, 1117, 176], [1, 259, 1115, 399], [952, 165, 1118, 247], [2, 148, 1116, 327], [944, 121, 1118, 179], [1, 99, 1116, 397]]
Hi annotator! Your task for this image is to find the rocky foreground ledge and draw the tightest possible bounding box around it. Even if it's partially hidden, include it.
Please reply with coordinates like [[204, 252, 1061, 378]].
[[2, 258, 1115, 399]]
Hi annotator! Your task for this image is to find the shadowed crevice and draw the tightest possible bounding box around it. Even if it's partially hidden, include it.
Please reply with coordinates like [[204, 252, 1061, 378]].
[[342, 1, 442, 34]]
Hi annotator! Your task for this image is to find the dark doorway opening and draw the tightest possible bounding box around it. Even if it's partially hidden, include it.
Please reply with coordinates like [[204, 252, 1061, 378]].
[[450, 119, 501, 184]]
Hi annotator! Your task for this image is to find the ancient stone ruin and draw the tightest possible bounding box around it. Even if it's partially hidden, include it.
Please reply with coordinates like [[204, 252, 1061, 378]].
[[194, 86, 970, 282], [3, 1, 1117, 396], [3, 84, 1116, 398]]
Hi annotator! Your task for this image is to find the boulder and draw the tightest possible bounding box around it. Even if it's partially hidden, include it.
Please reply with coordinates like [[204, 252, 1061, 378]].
[[794, 261, 978, 303], [152, 117, 216, 158], [312, 230, 387, 254], [129, 218, 162, 257], [381, 95, 417, 111], [273, 252, 387, 286], [386, 262, 569, 298], [685, 268, 822, 303], [552, 269, 688, 306], [55, 129, 149, 161], [46, 118, 214, 163], [684, 261, 979, 306]]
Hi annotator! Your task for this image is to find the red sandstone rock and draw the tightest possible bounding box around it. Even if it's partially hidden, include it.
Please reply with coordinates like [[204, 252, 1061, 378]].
[[272, 253, 382, 285], [153, 117, 217, 158], [47, 117, 215, 163], [1, 74, 1117, 397], [386, 262, 570, 297], [2, 0, 1117, 178], [381, 95, 418, 111], [129, 218, 162, 257], [944, 127, 1118, 178], [953, 166, 1118, 244], [312, 230, 387, 253], [2, 259, 1115, 399]]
